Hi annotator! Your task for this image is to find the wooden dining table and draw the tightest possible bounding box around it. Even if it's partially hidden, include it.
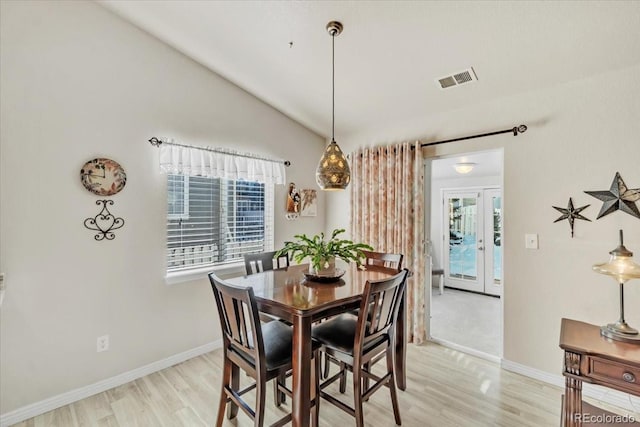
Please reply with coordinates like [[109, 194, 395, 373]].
[[225, 263, 406, 427]]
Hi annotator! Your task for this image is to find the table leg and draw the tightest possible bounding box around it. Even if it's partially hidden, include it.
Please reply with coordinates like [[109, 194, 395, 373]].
[[292, 315, 313, 427], [563, 377, 582, 427], [395, 292, 407, 391]]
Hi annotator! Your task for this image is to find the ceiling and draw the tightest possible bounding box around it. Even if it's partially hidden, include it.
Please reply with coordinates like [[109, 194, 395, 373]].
[[99, 1, 640, 140], [431, 150, 502, 181]]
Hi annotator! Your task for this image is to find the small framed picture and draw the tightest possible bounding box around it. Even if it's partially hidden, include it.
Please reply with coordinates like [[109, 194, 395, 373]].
[[300, 189, 318, 217]]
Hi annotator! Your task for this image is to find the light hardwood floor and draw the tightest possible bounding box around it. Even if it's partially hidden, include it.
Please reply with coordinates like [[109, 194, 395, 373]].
[[11, 342, 636, 427]]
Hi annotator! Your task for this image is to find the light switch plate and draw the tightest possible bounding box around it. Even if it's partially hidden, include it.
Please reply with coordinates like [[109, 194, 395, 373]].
[[525, 234, 539, 249]]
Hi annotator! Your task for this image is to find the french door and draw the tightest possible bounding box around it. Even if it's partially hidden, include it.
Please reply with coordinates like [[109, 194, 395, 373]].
[[443, 188, 502, 296]]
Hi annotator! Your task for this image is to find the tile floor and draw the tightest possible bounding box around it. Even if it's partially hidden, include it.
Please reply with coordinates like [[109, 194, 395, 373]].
[[430, 287, 501, 356]]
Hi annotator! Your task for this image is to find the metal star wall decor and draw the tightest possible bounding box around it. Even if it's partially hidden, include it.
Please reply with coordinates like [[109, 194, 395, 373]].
[[585, 172, 640, 220], [553, 197, 591, 237]]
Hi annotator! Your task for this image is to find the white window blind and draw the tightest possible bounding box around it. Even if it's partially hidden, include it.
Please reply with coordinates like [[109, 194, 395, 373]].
[[166, 175, 274, 272]]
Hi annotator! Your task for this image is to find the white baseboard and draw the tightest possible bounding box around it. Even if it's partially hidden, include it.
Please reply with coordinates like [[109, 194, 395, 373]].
[[501, 359, 640, 414], [429, 336, 502, 364], [0, 340, 222, 427]]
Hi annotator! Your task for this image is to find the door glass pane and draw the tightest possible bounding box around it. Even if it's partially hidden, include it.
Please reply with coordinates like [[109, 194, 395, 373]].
[[492, 196, 502, 285], [448, 197, 477, 280]]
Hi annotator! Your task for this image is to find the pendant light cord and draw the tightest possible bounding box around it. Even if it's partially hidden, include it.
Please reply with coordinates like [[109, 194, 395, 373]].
[[332, 32, 335, 141]]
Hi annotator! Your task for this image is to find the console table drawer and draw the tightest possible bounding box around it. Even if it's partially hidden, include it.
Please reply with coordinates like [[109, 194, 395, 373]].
[[588, 357, 640, 391]]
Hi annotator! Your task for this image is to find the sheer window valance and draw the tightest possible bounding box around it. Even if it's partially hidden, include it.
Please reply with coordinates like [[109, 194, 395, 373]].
[[154, 138, 287, 185]]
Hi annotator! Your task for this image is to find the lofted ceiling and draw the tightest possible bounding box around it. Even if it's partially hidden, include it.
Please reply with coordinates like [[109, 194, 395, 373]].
[[99, 1, 640, 141]]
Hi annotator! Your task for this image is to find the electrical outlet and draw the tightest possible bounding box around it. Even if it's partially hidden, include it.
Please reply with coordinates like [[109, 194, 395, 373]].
[[96, 335, 109, 352]]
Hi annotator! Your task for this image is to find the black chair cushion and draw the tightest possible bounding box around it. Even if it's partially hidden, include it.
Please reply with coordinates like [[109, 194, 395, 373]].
[[233, 320, 320, 372], [311, 314, 386, 356], [262, 319, 295, 371]]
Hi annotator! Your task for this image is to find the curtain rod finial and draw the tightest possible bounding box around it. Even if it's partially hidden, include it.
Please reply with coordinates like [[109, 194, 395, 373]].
[[513, 125, 528, 136]]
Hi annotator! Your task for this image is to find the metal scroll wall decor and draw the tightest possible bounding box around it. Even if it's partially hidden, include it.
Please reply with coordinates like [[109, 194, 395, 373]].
[[84, 200, 125, 241], [80, 157, 127, 240]]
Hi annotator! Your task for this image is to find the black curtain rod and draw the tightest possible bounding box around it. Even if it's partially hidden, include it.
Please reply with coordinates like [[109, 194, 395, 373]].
[[420, 125, 527, 148]]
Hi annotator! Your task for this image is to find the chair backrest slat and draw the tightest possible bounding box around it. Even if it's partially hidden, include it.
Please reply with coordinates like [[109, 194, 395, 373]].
[[222, 294, 242, 345], [357, 269, 408, 355], [244, 251, 290, 275], [377, 288, 396, 331], [361, 250, 403, 272]]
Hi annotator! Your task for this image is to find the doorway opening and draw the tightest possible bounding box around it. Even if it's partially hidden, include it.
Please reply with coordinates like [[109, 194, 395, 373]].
[[427, 150, 503, 359]]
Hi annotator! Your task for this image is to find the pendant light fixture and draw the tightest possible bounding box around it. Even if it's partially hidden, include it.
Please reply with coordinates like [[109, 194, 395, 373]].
[[316, 21, 351, 191]]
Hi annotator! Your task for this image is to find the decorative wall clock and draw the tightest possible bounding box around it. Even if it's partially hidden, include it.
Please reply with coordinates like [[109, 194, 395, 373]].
[[80, 158, 127, 196]]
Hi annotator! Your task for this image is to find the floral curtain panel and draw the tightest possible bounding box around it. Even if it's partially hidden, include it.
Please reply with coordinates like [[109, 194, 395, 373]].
[[159, 143, 286, 185], [350, 142, 426, 343]]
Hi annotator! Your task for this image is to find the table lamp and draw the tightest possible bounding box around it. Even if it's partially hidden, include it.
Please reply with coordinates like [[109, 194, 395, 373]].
[[593, 230, 640, 343]]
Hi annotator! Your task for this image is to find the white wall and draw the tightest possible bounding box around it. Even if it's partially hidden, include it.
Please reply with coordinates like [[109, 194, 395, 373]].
[[327, 64, 640, 377], [0, 0, 326, 414]]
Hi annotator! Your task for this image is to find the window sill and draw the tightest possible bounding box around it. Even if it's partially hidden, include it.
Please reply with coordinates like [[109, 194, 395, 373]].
[[165, 262, 246, 285]]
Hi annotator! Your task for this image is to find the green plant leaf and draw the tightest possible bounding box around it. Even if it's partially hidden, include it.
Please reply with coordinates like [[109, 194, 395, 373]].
[[274, 229, 374, 270]]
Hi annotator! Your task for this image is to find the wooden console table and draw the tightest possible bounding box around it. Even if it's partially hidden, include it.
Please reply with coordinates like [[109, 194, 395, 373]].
[[560, 318, 640, 426]]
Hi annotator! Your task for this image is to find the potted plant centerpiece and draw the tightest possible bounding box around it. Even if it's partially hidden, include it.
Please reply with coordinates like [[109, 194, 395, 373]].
[[276, 229, 373, 279]]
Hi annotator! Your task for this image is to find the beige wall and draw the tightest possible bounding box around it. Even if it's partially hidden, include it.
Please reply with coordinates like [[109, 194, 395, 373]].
[[0, 1, 326, 414], [327, 64, 640, 376]]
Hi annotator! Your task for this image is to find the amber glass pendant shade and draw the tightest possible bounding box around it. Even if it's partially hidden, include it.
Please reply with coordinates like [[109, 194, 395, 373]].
[[316, 139, 351, 190], [593, 230, 640, 343], [317, 21, 350, 190]]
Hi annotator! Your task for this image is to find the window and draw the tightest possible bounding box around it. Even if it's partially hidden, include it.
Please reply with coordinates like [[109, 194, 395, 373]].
[[166, 174, 274, 272], [167, 175, 189, 220]]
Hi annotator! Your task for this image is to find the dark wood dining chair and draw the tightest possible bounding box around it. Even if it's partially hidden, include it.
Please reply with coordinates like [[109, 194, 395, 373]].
[[312, 269, 409, 427], [244, 251, 289, 275], [243, 250, 294, 404], [322, 250, 404, 380], [359, 250, 405, 389], [361, 250, 403, 272], [209, 273, 321, 427]]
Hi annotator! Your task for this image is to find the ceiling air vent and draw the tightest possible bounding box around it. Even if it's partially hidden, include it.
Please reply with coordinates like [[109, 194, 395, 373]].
[[437, 67, 478, 89]]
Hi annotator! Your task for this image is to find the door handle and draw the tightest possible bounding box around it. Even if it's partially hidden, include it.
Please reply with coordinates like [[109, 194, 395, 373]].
[[478, 246, 484, 251]]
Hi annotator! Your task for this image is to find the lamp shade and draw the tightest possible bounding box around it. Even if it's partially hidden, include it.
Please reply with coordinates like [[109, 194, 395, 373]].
[[593, 230, 640, 283], [316, 140, 351, 190], [593, 253, 640, 284]]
